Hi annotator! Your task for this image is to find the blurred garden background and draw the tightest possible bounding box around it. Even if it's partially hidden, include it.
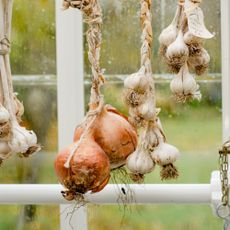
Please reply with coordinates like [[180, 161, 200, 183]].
[[0, 0, 224, 229]]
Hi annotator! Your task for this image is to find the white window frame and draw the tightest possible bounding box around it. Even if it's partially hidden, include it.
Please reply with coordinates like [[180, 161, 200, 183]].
[[0, 0, 229, 229]]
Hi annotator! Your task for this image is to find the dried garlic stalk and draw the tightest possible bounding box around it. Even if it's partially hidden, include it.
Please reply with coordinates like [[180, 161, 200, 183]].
[[158, 0, 214, 103], [0, 0, 40, 165], [125, 0, 180, 182]]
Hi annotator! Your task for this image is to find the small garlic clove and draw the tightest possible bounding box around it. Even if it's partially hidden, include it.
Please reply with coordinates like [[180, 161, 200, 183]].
[[127, 148, 155, 175], [151, 142, 180, 166]]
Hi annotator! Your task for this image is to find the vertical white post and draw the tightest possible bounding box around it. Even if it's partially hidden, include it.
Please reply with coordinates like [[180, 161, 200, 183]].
[[55, 0, 87, 230], [221, 0, 230, 143]]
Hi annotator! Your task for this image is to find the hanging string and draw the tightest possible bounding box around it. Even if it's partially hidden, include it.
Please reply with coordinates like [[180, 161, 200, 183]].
[[62, 0, 105, 168]]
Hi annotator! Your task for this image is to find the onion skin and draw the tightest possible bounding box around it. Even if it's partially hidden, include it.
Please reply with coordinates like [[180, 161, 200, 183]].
[[74, 105, 138, 169], [54, 137, 110, 196]]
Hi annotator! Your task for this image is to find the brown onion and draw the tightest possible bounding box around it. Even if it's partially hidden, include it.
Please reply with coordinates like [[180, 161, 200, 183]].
[[54, 136, 110, 200], [74, 105, 138, 169]]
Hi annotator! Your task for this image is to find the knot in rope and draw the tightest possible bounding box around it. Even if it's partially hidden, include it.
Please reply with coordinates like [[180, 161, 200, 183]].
[[0, 36, 10, 55]]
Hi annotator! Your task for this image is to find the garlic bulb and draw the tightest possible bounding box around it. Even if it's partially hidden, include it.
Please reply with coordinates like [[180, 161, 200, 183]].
[[124, 71, 150, 93], [188, 47, 210, 75], [151, 143, 180, 166], [137, 97, 156, 121], [166, 31, 189, 73], [126, 148, 155, 175], [158, 5, 182, 47], [9, 122, 39, 156], [170, 64, 201, 102]]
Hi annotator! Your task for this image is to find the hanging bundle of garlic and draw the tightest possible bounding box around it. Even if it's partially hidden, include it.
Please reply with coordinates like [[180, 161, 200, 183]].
[[158, 0, 214, 102], [0, 0, 40, 165], [55, 0, 137, 201], [124, 0, 180, 182]]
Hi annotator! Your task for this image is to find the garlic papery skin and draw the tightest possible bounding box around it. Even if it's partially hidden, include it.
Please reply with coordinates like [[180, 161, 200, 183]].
[[158, 5, 183, 47], [166, 31, 189, 73], [124, 68, 150, 93], [170, 64, 201, 102], [159, 24, 178, 47], [170, 73, 184, 95], [151, 143, 180, 166], [8, 122, 39, 156], [126, 148, 155, 175], [137, 97, 156, 121]]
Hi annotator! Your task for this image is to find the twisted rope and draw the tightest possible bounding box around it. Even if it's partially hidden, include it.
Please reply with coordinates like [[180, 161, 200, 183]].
[[140, 0, 153, 76], [62, 0, 105, 167]]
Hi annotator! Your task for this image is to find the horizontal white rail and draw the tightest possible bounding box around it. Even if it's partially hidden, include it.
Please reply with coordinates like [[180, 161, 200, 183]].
[[0, 184, 211, 205]]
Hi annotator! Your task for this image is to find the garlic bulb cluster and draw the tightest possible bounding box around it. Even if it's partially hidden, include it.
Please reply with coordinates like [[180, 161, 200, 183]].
[[0, 0, 39, 165], [158, 0, 214, 102], [125, 0, 180, 182]]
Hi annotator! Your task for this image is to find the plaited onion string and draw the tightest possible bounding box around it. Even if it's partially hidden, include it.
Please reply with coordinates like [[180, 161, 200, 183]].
[[124, 0, 180, 182], [55, 0, 137, 201]]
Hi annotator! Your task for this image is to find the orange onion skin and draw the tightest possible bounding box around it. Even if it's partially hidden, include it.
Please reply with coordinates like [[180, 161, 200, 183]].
[[74, 105, 138, 169], [54, 137, 110, 194]]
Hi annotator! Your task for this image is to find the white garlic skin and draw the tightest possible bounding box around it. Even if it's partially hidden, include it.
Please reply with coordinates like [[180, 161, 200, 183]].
[[158, 5, 182, 47], [126, 148, 155, 174], [182, 68, 198, 95], [151, 143, 180, 166], [0, 106, 10, 123], [170, 74, 183, 95], [166, 31, 189, 60], [137, 98, 156, 121], [170, 65, 199, 96], [124, 71, 150, 92], [159, 24, 178, 47], [9, 123, 38, 154]]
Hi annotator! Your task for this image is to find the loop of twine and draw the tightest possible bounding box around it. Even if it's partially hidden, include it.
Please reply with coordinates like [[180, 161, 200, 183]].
[[0, 36, 10, 55]]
